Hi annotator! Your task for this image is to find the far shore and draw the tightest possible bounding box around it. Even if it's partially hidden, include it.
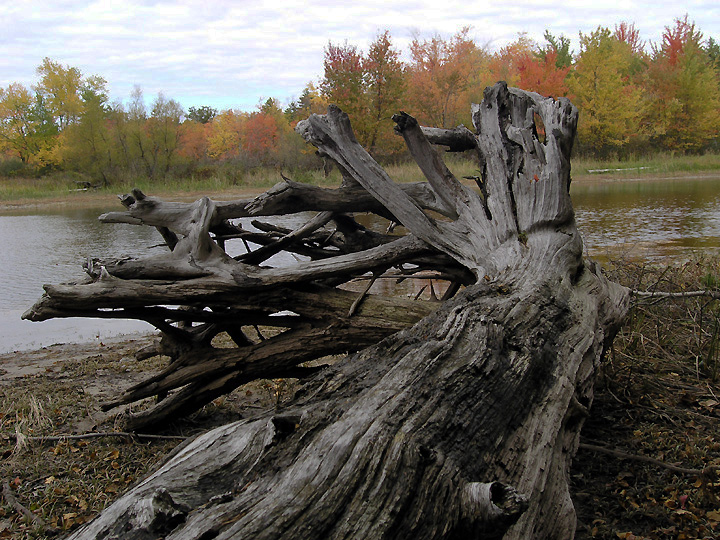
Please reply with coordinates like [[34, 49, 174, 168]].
[[2, 169, 719, 214], [0, 185, 270, 213]]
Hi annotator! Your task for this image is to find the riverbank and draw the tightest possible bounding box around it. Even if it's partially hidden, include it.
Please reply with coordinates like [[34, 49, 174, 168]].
[[2, 257, 720, 538], [0, 185, 270, 214], [2, 168, 720, 214]]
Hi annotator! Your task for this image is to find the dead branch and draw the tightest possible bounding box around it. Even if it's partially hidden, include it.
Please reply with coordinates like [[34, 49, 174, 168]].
[[579, 442, 719, 477], [2, 481, 47, 528]]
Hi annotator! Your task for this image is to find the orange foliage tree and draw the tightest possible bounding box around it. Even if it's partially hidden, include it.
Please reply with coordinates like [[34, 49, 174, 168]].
[[178, 120, 211, 161], [241, 98, 294, 167], [407, 27, 486, 128], [361, 31, 407, 156], [486, 33, 536, 89], [645, 16, 720, 152], [321, 41, 366, 125], [517, 50, 572, 98], [320, 32, 406, 157]]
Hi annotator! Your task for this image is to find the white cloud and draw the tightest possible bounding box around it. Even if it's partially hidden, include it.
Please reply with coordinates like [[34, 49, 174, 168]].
[[0, 0, 716, 111]]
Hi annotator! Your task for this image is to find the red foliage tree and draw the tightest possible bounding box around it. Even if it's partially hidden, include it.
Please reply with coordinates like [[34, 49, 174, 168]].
[[517, 51, 571, 98], [646, 15, 720, 151]]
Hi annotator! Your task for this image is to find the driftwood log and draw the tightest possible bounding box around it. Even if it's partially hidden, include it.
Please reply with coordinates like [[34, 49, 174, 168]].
[[24, 82, 630, 539]]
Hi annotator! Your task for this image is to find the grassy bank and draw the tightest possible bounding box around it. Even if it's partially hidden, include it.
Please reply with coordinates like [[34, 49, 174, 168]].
[[573, 151, 720, 176], [0, 167, 339, 203], [1, 152, 719, 205]]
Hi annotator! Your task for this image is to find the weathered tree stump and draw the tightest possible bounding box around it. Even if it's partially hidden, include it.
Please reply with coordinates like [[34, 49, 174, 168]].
[[24, 82, 630, 539]]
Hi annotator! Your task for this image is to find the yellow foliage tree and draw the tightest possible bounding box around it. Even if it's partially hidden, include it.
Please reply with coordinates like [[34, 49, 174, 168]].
[[34, 57, 84, 130], [0, 82, 57, 164], [206, 110, 247, 160], [567, 27, 646, 156], [645, 16, 720, 152]]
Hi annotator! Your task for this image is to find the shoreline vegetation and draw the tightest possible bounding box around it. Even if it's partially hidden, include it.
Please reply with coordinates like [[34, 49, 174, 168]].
[[1, 152, 719, 211], [3, 17, 719, 195]]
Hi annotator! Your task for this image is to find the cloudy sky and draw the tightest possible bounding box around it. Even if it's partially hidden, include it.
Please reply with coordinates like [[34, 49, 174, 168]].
[[1, 1, 718, 112]]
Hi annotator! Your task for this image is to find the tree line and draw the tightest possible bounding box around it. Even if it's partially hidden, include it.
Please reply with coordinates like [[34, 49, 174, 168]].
[[0, 15, 718, 184]]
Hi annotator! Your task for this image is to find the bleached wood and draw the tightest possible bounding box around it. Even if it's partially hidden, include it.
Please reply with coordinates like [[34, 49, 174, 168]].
[[27, 82, 630, 539]]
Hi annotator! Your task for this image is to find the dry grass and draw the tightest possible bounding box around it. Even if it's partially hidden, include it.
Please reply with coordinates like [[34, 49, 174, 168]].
[[574, 255, 720, 539], [0, 336, 295, 538], [2, 257, 720, 538]]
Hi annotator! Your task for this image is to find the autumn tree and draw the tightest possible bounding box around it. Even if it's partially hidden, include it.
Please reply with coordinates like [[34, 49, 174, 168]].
[[320, 41, 365, 128], [486, 33, 536, 89], [360, 31, 407, 155], [107, 87, 183, 178], [407, 27, 486, 128], [567, 26, 646, 156], [614, 22, 645, 56], [645, 15, 720, 152], [516, 51, 571, 99], [34, 57, 84, 130], [109, 86, 151, 177], [205, 109, 246, 160], [146, 92, 184, 176], [513, 32, 574, 100], [320, 31, 407, 156], [241, 99, 284, 166], [484, 32, 573, 106], [708, 37, 720, 82], [0, 82, 57, 164], [30, 59, 118, 177], [178, 120, 211, 162], [49, 75, 114, 183]]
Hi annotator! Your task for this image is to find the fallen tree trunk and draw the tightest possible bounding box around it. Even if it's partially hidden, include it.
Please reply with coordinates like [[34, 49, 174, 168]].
[[24, 82, 630, 539]]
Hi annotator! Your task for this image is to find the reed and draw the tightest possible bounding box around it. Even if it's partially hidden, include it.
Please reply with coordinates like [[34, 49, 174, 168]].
[[0, 174, 79, 201]]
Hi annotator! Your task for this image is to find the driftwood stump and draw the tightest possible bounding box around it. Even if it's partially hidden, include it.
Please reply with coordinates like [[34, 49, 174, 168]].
[[24, 82, 629, 539]]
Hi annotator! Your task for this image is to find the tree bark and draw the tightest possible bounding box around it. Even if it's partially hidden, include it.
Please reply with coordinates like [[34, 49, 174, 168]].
[[25, 82, 629, 539]]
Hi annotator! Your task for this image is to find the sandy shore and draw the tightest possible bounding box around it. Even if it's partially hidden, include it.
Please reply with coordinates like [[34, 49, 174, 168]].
[[0, 333, 158, 386]]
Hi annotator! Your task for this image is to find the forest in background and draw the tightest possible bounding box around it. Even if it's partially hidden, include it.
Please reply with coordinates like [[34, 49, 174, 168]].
[[0, 15, 718, 186]]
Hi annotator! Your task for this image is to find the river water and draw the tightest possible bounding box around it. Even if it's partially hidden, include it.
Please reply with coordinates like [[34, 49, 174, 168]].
[[571, 174, 720, 259], [1, 174, 719, 353]]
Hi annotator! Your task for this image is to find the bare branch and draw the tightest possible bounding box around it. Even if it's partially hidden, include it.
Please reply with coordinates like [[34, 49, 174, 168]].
[[632, 289, 720, 301]]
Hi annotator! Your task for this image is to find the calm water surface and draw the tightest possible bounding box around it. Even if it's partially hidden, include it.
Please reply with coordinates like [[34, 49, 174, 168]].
[[0, 205, 309, 353], [571, 174, 720, 259], [1, 174, 718, 352]]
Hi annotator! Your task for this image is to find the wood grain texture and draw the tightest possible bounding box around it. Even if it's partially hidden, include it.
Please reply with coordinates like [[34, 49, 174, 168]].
[[26, 83, 630, 539]]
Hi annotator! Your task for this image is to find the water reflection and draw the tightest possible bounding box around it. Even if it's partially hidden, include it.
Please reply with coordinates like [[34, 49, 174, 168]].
[[571, 175, 720, 260], [0, 207, 166, 310]]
